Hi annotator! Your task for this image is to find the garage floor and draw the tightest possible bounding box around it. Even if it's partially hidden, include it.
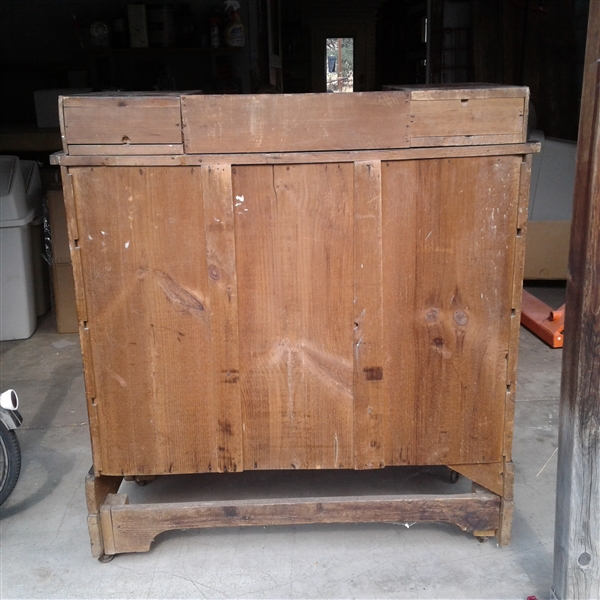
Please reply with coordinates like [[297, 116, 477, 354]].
[[0, 285, 564, 599]]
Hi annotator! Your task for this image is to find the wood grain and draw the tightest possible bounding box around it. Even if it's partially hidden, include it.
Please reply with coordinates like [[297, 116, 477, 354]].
[[388, 84, 528, 101], [410, 98, 525, 141], [99, 493, 128, 556], [233, 164, 354, 470], [53, 142, 541, 167], [353, 161, 385, 469], [382, 156, 521, 466], [182, 92, 410, 154], [68, 144, 184, 156], [504, 155, 533, 463], [447, 461, 514, 498], [63, 95, 182, 146], [409, 134, 523, 148], [553, 3, 600, 597], [70, 166, 231, 476], [85, 467, 123, 513], [106, 490, 501, 554], [201, 164, 243, 473]]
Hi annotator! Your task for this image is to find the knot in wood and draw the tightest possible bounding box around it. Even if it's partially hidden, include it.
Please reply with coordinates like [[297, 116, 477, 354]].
[[208, 265, 220, 281], [426, 308, 439, 322], [454, 310, 468, 326]]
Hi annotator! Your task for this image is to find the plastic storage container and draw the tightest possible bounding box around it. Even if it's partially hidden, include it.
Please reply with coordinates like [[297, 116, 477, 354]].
[[21, 160, 51, 317], [0, 155, 37, 340]]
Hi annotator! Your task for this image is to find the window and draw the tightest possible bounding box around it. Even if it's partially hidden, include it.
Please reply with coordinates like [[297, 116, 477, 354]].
[[325, 38, 354, 92]]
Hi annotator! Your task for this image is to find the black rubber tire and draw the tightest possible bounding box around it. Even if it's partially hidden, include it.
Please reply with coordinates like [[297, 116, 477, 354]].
[[0, 421, 21, 506]]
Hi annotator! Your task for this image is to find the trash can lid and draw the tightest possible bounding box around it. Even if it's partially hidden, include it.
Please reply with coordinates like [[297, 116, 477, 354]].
[[0, 155, 34, 227]]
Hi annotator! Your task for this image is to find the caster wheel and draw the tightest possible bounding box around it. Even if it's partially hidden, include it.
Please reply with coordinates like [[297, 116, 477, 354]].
[[449, 469, 459, 484], [134, 476, 156, 486], [476, 536, 490, 544], [98, 553, 115, 563]]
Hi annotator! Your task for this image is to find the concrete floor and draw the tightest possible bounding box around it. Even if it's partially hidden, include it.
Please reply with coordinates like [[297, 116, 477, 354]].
[[0, 285, 564, 599]]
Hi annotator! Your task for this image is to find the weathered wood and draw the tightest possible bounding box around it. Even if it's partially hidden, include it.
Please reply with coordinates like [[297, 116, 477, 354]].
[[99, 494, 129, 556], [505, 155, 533, 462], [85, 467, 123, 513], [386, 84, 529, 101], [63, 95, 182, 146], [382, 156, 521, 466], [62, 94, 183, 107], [552, 3, 600, 599], [85, 468, 123, 559], [498, 499, 514, 547], [55, 89, 537, 556], [67, 144, 184, 156], [51, 142, 540, 167], [61, 168, 105, 468], [58, 168, 79, 252], [409, 134, 523, 148], [104, 490, 501, 555], [353, 161, 385, 469], [87, 514, 104, 560], [69, 167, 226, 476], [201, 164, 243, 473], [447, 462, 512, 498], [410, 98, 526, 143], [233, 164, 354, 470], [182, 92, 411, 154]]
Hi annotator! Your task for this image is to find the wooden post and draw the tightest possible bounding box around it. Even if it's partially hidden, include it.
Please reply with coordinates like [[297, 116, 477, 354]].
[[552, 3, 600, 599]]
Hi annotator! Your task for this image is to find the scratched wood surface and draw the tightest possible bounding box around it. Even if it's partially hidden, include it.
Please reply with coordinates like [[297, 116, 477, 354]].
[[553, 3, 600, 597], [381, 156, 521, 466], [233, 164, 355, 470], [70, 166, 242, 476], [61, 90, 533, 479], [67, 153, 525, 475], [353, 161, 385, 469], [409, 98, 526, 143], [182, 92, 410, 154], [62, 96, 182, 146]]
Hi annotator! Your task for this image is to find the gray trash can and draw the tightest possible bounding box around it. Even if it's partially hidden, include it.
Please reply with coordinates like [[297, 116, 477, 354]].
[[0, 155, 36, 340]]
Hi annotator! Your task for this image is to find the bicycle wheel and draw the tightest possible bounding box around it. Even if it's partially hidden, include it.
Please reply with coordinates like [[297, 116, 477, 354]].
[[0, 421, 21, 506]]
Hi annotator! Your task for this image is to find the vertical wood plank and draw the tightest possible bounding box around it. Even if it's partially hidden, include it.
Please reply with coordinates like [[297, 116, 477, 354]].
[[234, 164, 354, 471], [553, 4, 600, 598], [70, 166, 219, 476], [353, 160, 385, 469], [382, 156, 520, 466], [61, 167, 105, 471], [201, 164, 243, 473], [504, 154, 532, 465]]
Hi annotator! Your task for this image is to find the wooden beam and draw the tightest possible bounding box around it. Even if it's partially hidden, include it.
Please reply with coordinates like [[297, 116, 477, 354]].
[[552, 3, 600, 599], [104, 490, 501, 555]]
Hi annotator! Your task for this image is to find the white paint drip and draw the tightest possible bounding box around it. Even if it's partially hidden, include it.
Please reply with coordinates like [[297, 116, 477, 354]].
[[235, 195, 245, 207], [125, 241, 130, 249]]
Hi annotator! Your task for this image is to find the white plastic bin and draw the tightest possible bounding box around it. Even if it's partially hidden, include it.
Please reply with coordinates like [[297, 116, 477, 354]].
[[0, 155, 37, 340]]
